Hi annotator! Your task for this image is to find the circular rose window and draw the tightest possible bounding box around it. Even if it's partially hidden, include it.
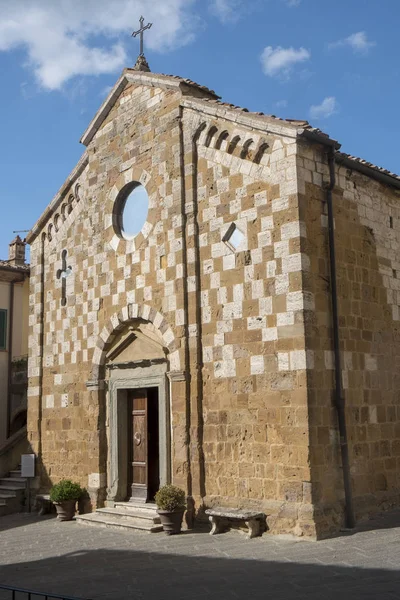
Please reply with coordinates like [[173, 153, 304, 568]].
[[114, 182, 149, 240]]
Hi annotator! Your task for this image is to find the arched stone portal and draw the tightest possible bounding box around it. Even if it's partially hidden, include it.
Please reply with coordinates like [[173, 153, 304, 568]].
[[91, 303, 181, 381], [88, 304, 184, 507]]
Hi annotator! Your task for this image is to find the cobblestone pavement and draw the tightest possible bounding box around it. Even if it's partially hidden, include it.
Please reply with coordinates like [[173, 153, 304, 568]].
[[1, 512, 400, 600]]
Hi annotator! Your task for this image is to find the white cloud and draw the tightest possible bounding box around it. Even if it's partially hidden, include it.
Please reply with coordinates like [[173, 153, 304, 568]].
[[211, 0, 300, 21], [309, 96, 337, 120], [275, 99, 288, 108], [329, 31, 376, 54], [0, 0, 197, 90], [209, 0, 242, 22], [261, 46, 310, 78]]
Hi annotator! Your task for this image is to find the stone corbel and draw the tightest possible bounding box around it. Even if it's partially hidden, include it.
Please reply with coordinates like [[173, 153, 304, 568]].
[[167, 370, 188, 382]]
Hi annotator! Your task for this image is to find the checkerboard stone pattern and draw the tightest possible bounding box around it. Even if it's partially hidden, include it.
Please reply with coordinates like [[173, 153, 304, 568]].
[[26, 71, 400, 539]]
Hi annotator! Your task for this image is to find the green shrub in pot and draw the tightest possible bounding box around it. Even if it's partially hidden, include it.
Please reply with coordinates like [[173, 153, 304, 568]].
[[50, 479, 83, 521], [155, 485, 186, 534]]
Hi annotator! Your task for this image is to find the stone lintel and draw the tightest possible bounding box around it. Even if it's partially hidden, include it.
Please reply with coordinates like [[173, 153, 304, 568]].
[[107, 358, 166, 370]]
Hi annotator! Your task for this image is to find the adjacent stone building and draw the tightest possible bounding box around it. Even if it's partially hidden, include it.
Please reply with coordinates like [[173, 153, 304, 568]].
[[26, 63, 400, 538], [0, 236, 29, 443]]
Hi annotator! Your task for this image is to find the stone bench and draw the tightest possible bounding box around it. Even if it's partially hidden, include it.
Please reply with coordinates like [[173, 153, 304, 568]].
[[35, 494, 53, 515], [205, 507, 265, 539]]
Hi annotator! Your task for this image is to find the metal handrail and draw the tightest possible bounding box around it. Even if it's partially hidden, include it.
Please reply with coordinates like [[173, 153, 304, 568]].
[[0, 584, 91, 600]]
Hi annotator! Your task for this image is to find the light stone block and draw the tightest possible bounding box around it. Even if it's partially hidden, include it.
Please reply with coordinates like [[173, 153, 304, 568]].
[[266, 261, 276, 278], [277, 312, 294, 326], [278, 353, 289, 371], [251, 355, 265, 375], [275, 274, 289, 295], [45, 395, 54, 409], [280, 221, 305, 240], [262, 327, 278, 341], [223, 254, 236, 270], [290, 350, 307, 371]]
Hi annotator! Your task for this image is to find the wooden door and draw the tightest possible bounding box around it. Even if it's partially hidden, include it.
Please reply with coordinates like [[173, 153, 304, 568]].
[[128, 389, 148, 502]]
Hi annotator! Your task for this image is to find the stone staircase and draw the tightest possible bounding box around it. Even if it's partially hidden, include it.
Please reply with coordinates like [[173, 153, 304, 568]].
[[76, 501, 163, 533], [0, 468, 27, 516]]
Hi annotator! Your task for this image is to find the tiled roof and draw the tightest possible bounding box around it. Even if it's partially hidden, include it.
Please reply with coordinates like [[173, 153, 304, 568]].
[[186, 94, 400, 186], [336, 151, 400, 184], [0, 260, 30, 273], [82, 68, 400, 186], [162, 74, 220, 99]]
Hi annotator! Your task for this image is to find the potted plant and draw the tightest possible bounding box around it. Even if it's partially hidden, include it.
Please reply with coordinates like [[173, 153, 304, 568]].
[[155, 484, 186, 535], [49, 479, 83, 521]]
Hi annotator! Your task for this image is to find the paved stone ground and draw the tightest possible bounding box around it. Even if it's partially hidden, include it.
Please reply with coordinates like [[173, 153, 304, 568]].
[[1, 512, 400, 600]]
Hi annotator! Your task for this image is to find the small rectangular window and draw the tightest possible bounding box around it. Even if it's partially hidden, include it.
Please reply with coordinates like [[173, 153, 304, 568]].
[[0, 310, 7, 350], [223, 223, 245, 252]]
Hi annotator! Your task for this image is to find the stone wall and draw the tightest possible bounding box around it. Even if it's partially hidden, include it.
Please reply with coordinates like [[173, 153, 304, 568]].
[[28, 81, 184, 500], [29, 71, 400, 538], [298, 141, 400, 537], [28, 74, 318, 535], [182, 109, 315, 536]]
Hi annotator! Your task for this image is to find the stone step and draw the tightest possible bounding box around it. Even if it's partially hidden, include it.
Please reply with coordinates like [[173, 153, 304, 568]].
[[0, 491, 17, 499], [0, 485, 25, 495], [0, 477, 27, 488], [9, 470, 23, 478], [113, 502, 159, 515], [0, 494, 21, 516], [96, 507, 161, 524], [0, 467, 25, 518], [76, 512, 163, 533]]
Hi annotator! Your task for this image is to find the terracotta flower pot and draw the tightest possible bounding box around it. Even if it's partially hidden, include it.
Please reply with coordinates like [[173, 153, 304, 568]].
[[54, 499, 77, 521], [157, 508, 185, 535]]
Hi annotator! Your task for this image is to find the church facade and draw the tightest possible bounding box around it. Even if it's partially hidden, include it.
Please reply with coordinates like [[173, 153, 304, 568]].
[[27, 67, 400, 538]]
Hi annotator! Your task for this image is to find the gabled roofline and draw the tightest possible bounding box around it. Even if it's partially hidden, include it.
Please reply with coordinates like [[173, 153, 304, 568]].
[[299, 130, 400, 190], [335, 151, 400, 190], [182, 97, 400, 190], [80, 69, 220, 147], [181, 97, 306, 139], [27, 71, 400, 247], [26, 152, 88, 245]]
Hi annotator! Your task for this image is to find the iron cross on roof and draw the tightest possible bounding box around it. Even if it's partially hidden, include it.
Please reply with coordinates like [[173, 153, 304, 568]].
[[132, 16, 152, 57]]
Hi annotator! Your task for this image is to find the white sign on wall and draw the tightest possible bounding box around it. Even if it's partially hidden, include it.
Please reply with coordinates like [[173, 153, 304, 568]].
[[21, 454, 35, 478]]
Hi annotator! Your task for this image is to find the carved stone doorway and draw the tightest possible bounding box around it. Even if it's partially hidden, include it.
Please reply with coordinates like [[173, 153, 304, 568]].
[[105, 364, 170, 506], [103, 319, 171, 506]]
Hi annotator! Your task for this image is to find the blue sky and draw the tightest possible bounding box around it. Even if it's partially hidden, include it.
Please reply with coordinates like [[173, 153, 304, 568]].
[[0, 0, 398, 260]]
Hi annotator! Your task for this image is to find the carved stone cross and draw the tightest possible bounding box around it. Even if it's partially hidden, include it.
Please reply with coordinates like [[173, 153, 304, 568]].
[[57, 250, 72, 307], [132, 16, 152, 56]]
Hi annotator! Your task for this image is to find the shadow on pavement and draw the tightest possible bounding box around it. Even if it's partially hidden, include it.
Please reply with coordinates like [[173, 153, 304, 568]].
[[0, 538, 400, 600]]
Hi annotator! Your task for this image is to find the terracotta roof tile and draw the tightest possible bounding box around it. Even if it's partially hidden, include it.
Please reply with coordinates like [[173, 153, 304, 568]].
[[179, 82, 400, 184], [192, 94, 400, 185], [336, 152, 400, 183], [0, 260, 30, 273]]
